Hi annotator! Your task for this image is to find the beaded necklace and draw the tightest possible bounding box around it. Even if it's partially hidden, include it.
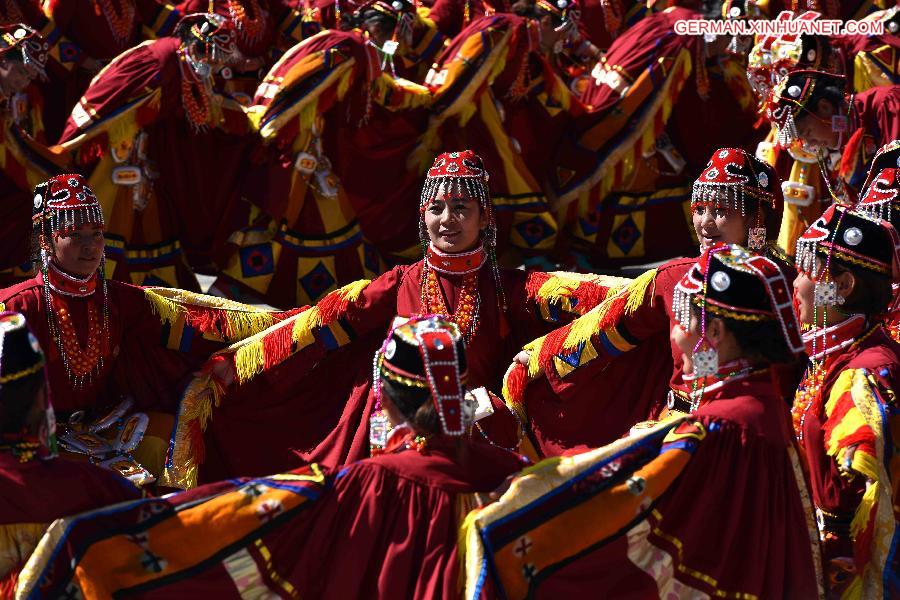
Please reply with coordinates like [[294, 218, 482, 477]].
[[228, 0, 267, 42], [42, 264, 111, 389], [792, 318, 875, 440], [92, 0, 135, 46], [177, 47, 215, 132], [421, 245, 484, 342], [684, 359, 758, 412]]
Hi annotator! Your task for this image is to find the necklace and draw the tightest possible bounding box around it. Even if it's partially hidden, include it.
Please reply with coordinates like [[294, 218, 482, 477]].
[[93, 0, 135, 46], [686, 361, 757, 412], [228, 0, 267, 42], [792, 324, 878, 440], [42, 267, 111, 389], [178, 48, 214, 131], [421, 267, 481, 341]]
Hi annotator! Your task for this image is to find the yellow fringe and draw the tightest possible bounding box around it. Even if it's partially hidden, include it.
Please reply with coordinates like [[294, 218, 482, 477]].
[[562, 268, 657, 352], [234, 338, 269, 384], [291, 306, 323, 349], [159, 373, 221, 489], [143, 288, 278, 341], [850, 479, 879, 539]]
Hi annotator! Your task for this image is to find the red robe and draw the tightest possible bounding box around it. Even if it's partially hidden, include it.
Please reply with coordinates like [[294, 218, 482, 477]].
[[12, 439, 522, 599], [796, 324, 900, 596], [552, 7, 760, 268], [467, 370, 823, 599], [200, 261, 558, 481], [269, 434, 527, 599], [841, 85, 900, 192], [215, 29, 430, 306], [0, 451, 140, 590], [520, 258, 693, 458], [0, 273, 217, 416], [59, 36, 253, 288]]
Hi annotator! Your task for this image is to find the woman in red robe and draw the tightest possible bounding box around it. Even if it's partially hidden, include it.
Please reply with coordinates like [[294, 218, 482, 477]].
[[0, 24, 68, 285], [463, 243, 822, 599], [57, 12, 253, 289], [0, 311, 139, 595], [766, 69, 900, 197], [506, 147, 797, 458], [12, 316, 525, 599], [0, 174, 299, 486], [171, 150, 613, 487], [791, 204, 900, 597], [268, 315, 528, 598]]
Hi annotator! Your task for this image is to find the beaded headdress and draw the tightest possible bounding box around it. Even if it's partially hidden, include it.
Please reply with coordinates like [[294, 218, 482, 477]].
[[32, 174, 104, 241], [796, 204, 900, 283], [176, 13, 236, 57], [0, 24, 48, 80], [0, 312, 46, 390], [373, 315, 473, 436], [692, 148, 781, 250], [859, 140, 900, 199], [766, 69, 845, 148], [857, 168, 900, 227], [674, 243, 804, 357]]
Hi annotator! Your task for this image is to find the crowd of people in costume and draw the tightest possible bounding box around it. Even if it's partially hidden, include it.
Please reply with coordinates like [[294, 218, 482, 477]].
[[1, 0, 900, 598]]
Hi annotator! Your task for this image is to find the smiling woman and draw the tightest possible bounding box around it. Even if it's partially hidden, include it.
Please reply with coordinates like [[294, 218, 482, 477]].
[[423, 193, 489, 254]]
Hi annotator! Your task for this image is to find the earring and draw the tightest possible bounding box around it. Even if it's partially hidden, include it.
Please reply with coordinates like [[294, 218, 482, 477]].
[[692, 341, 719, 377], [747, 227, 767, 250], [814, 281, 839, 306]]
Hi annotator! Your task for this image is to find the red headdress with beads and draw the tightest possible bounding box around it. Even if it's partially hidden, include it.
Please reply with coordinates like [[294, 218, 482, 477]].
[[420, 150, 494, 245], [32, 174, 104, 237], [692, 148, 781, 250], [176, 12, 237, 57], [765, 69, 845, 148], [858, 168, 900, 228], [674, 243, 804, 356]]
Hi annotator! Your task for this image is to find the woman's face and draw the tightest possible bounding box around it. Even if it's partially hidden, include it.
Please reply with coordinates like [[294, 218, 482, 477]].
[[795, 100, 840, 151], [51, 223, 104, 277], [792, 268, 816, 325], [692, 203, 751, 251], [423, 191, 487, 253], [671, 312, 702, 376]]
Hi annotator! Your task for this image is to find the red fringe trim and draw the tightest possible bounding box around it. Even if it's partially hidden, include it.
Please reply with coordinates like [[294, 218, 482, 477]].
[[505, 363, 528, 412], [538, 323, 573, 368], [263, 320, 296, 371], [317, 289, 352, 325], [569, 282, 608, 314], [524, 272, 552, 302], [839, 128, 865, 181], [0, 567, 19, 599]]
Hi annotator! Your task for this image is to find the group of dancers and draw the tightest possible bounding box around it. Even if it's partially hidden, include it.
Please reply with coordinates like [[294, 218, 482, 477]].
[[1, 0, 900, 598], [0, 143, 898, 598]]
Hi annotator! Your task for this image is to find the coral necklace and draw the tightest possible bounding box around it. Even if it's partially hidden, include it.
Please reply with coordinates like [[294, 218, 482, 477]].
[[93, 0, 135, 46], [43, 263, 111, 388], [228, 0, 267, 42], [422, 245, 483, 341]]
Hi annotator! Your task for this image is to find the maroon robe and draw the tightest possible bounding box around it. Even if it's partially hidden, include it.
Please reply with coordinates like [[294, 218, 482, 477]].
[[475, 370, 823, 599], [59, 36, 253, 284], [201, 261, 560, 481], [524, 257, 693, 457], [0, 273, 216, 417], [268, 433, 527, 599], [0, 451, 140, 589], [797, 325, 900, 578], [842, 85, 900, 192]]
